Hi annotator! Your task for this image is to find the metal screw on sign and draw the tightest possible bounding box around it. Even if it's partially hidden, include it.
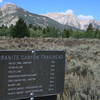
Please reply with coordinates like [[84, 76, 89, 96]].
[[30, 97, 34, 100], [32, 51, 35, 54], [30, 93, 34, 100]]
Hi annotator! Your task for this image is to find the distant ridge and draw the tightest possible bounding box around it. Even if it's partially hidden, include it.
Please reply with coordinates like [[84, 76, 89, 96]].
[[1, 3, 99, 30], [0, 3, 71, 29], [43, 12, 100, 30]]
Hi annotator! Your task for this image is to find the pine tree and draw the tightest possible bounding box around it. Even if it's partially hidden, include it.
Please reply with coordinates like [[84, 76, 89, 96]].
[[10, 18, 30, 38], [95, 28, 100, 38], [63, 29, 71, 38], [86, 23, 94, 32], [94, 28, 99, 38], [86, 23, 94, 38]]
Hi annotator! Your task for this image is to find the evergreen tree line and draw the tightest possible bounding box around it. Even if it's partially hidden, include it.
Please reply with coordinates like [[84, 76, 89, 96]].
[[0, 18, 100, 38]]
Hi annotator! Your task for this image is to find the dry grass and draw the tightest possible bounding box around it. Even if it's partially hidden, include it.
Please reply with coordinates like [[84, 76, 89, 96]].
[[0, 37, 100, 100]]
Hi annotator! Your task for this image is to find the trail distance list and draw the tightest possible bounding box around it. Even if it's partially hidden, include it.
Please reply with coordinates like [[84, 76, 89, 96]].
[[0, 51, 65, 100]]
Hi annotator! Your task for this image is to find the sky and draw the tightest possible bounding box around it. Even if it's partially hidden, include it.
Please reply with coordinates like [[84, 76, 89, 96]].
[[0, 0, 100, 20]]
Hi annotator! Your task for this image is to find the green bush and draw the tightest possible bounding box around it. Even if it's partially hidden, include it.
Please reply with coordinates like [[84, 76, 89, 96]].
[[0, 26, 10, 36]]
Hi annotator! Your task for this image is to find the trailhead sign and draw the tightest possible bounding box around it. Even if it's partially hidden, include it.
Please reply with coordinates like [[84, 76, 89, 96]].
[[0, 50, 65, 100]]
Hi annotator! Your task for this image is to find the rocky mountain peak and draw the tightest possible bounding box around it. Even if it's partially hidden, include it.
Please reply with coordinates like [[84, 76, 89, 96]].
[[0, 3, 100, 30], [66, 13, 73, 17], [1, 3, 17, 11], [43, 12, 81, 29], [0, 3, 18, 16], [0, 3, 19, 27], [0, 3, 66, 29], [44, 11, 100, 30]]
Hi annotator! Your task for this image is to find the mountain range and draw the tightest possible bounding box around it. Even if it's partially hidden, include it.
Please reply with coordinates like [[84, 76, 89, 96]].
[[0, 3, 100, 30], [0, 3, 69, 29], [43, 12, 100, 30]]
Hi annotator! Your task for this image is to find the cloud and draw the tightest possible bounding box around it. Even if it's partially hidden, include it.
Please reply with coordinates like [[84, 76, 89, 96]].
[[57, 9, 74, 15], [78, 15, 94, 20], [65, 9, 74, 15], [0, 0, 3, 3], [60, 9, 94, 20], [46, 9, 95, 20], [59, 9, 74, 15]]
